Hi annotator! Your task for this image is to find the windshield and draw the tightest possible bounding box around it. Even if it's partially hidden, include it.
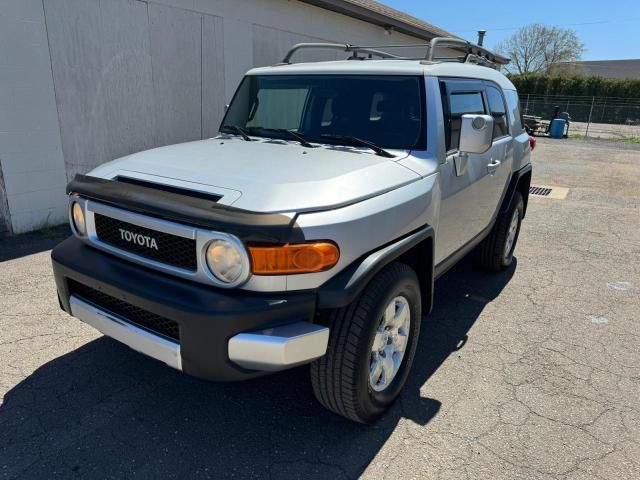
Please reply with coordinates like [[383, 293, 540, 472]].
[[220, 75, 426, 150]]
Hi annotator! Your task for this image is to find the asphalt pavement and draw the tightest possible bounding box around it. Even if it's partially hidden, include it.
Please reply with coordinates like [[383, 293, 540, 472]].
[[1, 138, 639, 479]]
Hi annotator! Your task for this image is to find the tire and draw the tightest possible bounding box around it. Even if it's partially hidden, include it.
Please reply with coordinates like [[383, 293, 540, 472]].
[[310, 262, 421, 423], [478, 191, 524, 271]]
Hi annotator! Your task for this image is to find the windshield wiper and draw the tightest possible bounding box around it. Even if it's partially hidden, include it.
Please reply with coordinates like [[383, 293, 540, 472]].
[[220, 124, 252, 141], [274, 129, 315, 148], [245, 126, 315, 148], [319, 134, 395, 158]]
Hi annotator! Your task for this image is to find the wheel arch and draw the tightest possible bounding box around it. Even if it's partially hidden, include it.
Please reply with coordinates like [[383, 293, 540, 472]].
[[317, 226, 434, 314], [396, 235, 434, 314], [516, 168, 532, 218], [500, 163, 532, 218]]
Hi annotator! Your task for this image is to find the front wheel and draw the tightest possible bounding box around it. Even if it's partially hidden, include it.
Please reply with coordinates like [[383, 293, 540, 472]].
[[310, 262, 421, 423]]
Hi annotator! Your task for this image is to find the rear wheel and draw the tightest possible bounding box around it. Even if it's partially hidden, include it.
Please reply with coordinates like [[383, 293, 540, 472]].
[[310, 262, 421, 423], [478, 191, 524, 271]]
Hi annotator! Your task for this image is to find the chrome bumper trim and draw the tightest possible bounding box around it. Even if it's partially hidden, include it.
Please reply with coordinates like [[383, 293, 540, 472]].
[[228, 322, 329, 371], [69, 296, 182, 371]]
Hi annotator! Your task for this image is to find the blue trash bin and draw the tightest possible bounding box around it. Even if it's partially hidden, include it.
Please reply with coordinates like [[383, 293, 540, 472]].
[[549, 118, 566, 139]]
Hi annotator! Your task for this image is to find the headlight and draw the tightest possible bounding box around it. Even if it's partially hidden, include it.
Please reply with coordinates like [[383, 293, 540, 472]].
[[205, 239, 245, 284], [71, 202, 86, 236]]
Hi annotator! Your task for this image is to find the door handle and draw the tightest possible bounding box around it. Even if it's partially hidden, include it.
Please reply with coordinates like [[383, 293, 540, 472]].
[[487, 159, 501, 174]]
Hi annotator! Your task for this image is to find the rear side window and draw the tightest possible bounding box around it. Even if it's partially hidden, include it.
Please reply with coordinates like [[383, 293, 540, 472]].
[[504, 90, 525, 134], [444, 91, 486, 151], [486, 86, 509, 139]]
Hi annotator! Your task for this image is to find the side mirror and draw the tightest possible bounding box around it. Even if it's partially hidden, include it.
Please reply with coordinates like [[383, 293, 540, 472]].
[[459, 114, 493, 154]]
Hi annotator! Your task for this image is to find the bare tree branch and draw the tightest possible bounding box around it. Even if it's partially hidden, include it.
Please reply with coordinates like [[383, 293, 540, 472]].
[[495, 24, 585, 74]]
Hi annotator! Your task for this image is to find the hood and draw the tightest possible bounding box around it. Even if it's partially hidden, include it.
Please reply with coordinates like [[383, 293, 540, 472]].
[[89, 137, 420, 213]]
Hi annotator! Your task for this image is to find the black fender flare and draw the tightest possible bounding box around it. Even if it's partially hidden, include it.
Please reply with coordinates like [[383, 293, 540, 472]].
[[500, 163, 532, 218], [317, 225, 434, 311]]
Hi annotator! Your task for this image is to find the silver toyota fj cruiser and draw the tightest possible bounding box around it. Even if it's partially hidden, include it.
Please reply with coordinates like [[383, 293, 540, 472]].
[[52, 39, 532, 423]]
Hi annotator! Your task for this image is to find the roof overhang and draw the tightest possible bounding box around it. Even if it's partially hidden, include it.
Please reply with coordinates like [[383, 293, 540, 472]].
[[298, 0, 454, 41], [298, 0, 510, 65]]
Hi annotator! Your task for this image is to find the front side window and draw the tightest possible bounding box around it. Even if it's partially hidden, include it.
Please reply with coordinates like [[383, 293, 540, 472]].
[[221, 75, 426, 150], [449, 92, 485, 116], [445, 91, 486, 151]]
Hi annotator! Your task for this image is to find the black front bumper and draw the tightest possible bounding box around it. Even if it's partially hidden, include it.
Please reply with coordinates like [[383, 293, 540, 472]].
[[52, 237, 317, 381]]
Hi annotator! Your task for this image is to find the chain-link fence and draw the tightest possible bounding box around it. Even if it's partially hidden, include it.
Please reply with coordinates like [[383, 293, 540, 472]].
[[521, 93, 640, 141]]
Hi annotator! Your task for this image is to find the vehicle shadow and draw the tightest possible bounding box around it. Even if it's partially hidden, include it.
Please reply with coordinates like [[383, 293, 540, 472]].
[[0, 225, 70, 262], [0, 256, 516, 479]]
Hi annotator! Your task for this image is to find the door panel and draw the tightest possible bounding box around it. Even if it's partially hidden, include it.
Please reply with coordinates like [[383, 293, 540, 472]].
[[475, 136, 512, 230], [477, 83, 514, 228], [436, 155, 476, 263], [436, 80, 490, 264]]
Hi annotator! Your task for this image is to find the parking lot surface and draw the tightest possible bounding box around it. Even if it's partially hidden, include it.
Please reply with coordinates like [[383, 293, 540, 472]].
[[1, 138, 639, 479]]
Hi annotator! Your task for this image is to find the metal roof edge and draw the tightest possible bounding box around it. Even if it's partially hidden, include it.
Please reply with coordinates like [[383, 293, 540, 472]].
[[298, 0, 455, 41]]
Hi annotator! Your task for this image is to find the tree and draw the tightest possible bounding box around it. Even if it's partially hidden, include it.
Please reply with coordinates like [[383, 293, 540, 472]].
[[495, 24, 585, 74]]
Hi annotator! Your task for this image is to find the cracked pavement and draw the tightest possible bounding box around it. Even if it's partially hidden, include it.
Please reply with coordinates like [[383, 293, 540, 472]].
[[1, 138, 639, 479]]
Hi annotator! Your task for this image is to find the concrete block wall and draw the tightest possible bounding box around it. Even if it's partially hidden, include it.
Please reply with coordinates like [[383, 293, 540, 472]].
[[0, 0, 429, 234]]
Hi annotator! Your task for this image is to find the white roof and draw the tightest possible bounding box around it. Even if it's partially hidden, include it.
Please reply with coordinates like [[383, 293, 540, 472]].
[[248, 59, 516, 90]]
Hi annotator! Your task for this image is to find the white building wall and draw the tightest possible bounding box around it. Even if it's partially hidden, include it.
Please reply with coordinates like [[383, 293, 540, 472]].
[[0, 0, 68, 234], [0, 0, 432, 234]]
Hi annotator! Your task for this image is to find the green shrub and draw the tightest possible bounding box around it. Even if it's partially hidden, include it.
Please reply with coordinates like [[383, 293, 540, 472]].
[[508, 73, 640, 98]]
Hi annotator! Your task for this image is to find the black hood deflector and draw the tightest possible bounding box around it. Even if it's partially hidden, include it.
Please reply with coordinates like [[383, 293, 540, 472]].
[[67, 175, 304, 244]]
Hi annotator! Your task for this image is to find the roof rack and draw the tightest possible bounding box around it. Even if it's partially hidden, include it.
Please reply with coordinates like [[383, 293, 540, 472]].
[[279, 37, 510, 69], [280, 43, 402, 63], [425, 37, 508, 68]]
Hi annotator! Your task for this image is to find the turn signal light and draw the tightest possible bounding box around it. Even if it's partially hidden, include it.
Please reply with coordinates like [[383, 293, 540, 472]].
[[248, 242, 339, 275]]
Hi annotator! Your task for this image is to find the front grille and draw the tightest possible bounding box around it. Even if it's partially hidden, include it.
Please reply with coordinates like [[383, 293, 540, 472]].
[[69, 280, 180, 341], [94, 214, 197, 270]]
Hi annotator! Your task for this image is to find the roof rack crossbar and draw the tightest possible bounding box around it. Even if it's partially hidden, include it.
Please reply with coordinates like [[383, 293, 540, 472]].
[[281, 43, 400, 64], [348, 43, 431, 49]]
